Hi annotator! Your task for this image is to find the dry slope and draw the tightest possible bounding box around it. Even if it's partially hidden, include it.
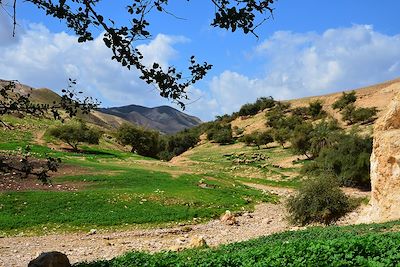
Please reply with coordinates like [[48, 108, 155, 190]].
[[232, 78, 400, 134]]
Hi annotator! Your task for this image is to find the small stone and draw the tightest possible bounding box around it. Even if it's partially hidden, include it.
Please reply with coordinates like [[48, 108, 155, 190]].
[[176, 236, 186, 244], [88, 229, 97, 235], [168, 245, 183, 252]]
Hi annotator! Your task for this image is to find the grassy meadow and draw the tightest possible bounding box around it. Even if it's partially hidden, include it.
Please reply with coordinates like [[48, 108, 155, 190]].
[[0, 116, 279, 236]]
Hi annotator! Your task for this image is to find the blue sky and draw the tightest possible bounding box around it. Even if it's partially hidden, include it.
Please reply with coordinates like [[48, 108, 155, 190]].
[[1, 0, 400, 121]]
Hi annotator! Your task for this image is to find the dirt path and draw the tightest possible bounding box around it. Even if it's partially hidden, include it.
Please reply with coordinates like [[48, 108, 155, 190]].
[[0, 202, 291, 267], [0, 184, 370, 267], [34, 130, 46, 146]]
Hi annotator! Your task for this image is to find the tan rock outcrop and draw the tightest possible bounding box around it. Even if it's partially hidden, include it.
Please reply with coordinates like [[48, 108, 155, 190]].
[[359, 91, 400, 223]]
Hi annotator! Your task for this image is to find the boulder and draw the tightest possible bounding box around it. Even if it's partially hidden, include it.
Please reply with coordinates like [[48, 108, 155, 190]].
[[188, 236, 207, 248], [28, 251, 71, 267], [220, 210, 238, 225], [359, 91, 400, 223]]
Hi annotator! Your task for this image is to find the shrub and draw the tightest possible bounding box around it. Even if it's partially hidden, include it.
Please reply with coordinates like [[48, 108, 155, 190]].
[[309, 120, 342, 158], [271, 127, 290, 148], [49, 121, 102, 151], [287, 176, 351, 225], [266, 108, 286, 129], [303, 132, 372, 189], [291, 106, 309, 118], [206, 123, 233, 144], [342, 105, 378, 125], [238, 97, 276, 116], [255, 96, 276, 110], [242, 133, 257, 146], [256, 131, 274, 148], [242, 131, 273, 149], [116, 123, 160, 157], [215, 113, 239, 123], [290, 122, 314, 158], [238, 103, 260, 116], [308, 100, 326, 119], [266, 111, 302, 131], [212, 128, 233, 144], [332, 91, 357, 110]]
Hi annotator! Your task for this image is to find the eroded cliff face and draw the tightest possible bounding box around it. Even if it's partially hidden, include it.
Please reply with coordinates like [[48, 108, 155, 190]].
[[359, 92, 400, 223]]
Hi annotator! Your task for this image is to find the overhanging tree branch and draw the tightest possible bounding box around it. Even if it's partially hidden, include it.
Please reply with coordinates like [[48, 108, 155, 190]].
[[3, 0, 275, 108]]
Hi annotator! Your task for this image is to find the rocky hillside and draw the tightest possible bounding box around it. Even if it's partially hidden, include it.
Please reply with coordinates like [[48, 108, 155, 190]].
[[232, 78, 400, 135], [99, 105, 202, 134]]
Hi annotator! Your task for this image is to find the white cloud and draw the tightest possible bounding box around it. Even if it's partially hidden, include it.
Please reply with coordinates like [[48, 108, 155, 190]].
[[1, 23, 400, 122], [204, 25, 400, 117], [0, 23, 189, 109], [137, 34, 189, 69]]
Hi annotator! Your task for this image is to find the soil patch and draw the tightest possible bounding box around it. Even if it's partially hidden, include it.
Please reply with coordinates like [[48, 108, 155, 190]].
[[0, 163, 94, 192]]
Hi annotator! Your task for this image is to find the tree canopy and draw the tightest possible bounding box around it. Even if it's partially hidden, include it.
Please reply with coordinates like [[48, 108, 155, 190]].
[[4, 0, 276, 108]]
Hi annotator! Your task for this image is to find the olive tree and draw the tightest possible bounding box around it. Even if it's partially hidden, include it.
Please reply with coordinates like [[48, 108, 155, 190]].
[[49, 121, 102, 151]]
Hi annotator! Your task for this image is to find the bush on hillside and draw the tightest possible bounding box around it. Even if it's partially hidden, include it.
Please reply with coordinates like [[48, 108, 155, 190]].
[[290, 122, 314, 158], [271, 127, 290, 148], [332, 91, 357, 110], [266, 111, 303, 131], [49, 121, 102, 151], [242, 131, 273, 149], [308, 100, 326, 119], [238, 103, 260, 116], [342, 104, 378, 125], [215, 114, 235, 123], [206, 123, 233, 144], [291, 106, 309, 118], [255, 96, 276, 110], [238, 96, 276, 117], [287, 176, 351, 225], [302, 132, 372, 189]]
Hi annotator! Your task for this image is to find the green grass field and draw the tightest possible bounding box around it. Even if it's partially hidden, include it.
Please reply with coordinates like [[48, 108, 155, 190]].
[[0, 154, 274, 235], [0, 116, 277, 236]]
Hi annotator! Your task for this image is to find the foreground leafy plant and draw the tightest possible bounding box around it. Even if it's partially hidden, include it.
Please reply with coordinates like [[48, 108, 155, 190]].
[[75, 222, 400, 267]]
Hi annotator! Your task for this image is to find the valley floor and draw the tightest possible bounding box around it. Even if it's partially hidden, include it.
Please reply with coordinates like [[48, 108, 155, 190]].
[[0, 185, 368, 266], [0, 114, 374, 266]]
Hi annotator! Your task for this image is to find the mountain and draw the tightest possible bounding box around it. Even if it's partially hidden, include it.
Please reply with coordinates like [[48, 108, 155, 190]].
[[0, 79, 202, 133], [99, 104, 202, 134]]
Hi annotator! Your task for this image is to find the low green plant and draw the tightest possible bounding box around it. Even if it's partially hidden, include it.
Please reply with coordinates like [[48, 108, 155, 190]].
[[75, 221, 400, 267]]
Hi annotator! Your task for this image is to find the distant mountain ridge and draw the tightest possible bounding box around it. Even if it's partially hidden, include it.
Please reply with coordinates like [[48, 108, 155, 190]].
[[0, 79, 202, 134], [99, 104, 202, 134]]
